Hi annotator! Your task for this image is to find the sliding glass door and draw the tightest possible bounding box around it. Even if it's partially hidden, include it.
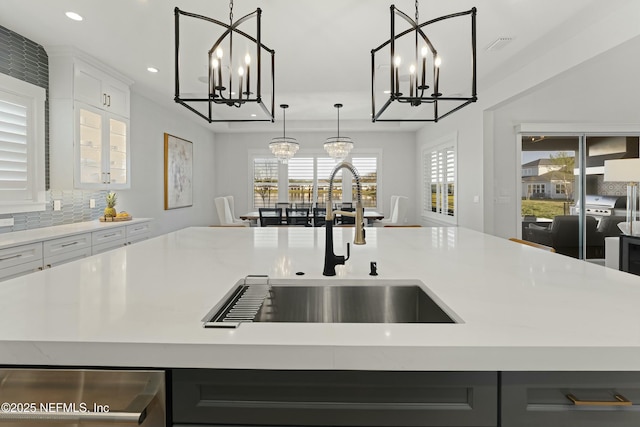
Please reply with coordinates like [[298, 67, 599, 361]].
[[520, 134, 639, 260]]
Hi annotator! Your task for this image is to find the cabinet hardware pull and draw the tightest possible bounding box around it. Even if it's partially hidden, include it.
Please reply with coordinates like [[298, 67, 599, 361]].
[[45, 264, 52, 269], [103, 233, 117, 238], [0, 254, 22, 262], [103, 93, 107, 106], [107, 95, 111, 107], [61, 241, 79, 247], [566, 393, 632, 406]]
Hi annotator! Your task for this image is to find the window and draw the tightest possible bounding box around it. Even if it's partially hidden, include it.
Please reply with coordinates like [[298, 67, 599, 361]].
[[351, 157, 378, 208], [287, 157, 314, 206], [422, 135, 456, 224], [554, 183, 566, 195], [316, 157, 341, 205], [527, 183, 545, 195], [0, 73, 46, 213], [252, 158, 278, 208]]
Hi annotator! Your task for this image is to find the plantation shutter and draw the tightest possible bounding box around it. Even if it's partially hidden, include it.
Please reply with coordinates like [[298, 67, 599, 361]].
[[0, 94, 30, 200], [422, 142, 456, 222]]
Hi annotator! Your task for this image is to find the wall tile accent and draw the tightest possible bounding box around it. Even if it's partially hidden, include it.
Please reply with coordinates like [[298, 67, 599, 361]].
[[0, 25, 109, 234]]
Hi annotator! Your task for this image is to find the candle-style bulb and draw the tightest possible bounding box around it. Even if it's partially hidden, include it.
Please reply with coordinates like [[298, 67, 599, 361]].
[[421, 46, 428, 57], [238, 66, 245, 77], [212, 58, 219, 69], [245, 54, 251, 65], [216, 47, 224, 59], [409, 64, 416, 74], [394, 56, 402, 68], [434, 55, 442, 67]]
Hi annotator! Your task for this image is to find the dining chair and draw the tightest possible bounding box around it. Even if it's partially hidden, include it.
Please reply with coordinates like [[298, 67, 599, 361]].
[[258, 208, 283, 227], [286, 208, 311, 226], [313, 207, 327, 227], [214, 196, 250, 227]]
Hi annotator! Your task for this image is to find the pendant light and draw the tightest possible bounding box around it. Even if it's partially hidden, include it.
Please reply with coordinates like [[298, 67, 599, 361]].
[[324, 104, 353, 161], [270, 104, 299, 164], [371, 1, 477, 122], [174, 0, 276, 123]]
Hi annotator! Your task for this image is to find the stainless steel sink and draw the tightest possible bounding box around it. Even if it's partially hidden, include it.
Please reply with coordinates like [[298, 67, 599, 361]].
[[203, 278, 460, 328]]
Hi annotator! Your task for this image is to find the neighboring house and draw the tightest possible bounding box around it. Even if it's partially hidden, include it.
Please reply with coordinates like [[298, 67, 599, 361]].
[[521, 159, 565, 177], [522, 162, 575, 200]]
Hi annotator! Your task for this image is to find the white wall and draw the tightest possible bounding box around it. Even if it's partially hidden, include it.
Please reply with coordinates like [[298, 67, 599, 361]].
[[214, 130, 416, 224], [116, 92, 217, 237]]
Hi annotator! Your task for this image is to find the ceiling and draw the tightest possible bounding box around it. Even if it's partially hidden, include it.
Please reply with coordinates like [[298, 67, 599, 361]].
[[0, 0, 612, 132]]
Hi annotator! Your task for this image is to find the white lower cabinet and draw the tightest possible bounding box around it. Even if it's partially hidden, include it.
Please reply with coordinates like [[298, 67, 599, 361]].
[[0, 220, 152, 281], [91, 227, 126, 255], [0, 243, 44, 281], [125, 222, 151, 245]]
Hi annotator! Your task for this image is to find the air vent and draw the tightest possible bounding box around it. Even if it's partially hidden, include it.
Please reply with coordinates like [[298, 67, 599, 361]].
[[485, 37, 513, 51]]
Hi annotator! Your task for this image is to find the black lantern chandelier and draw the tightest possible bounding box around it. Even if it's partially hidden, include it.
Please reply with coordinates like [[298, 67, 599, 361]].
[[174, 1, 275, 122], [371, 1, 477, 122]]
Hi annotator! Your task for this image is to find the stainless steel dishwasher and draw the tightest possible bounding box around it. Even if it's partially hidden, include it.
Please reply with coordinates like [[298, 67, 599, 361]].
[[0, 368, 165, 426]]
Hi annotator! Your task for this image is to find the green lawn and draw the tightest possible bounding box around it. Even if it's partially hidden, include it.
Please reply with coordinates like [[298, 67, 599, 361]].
[[521, 199, 572, 219]]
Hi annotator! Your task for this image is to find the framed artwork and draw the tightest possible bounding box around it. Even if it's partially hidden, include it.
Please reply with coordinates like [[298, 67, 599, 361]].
[[164, 133, 193, 210]]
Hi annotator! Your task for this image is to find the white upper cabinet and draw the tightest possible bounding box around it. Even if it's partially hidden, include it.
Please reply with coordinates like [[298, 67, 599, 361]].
[[74, 60, 129, 118], [49, 48, 133, 190]]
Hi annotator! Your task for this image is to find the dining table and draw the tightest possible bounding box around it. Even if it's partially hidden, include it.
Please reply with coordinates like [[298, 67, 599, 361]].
[[240, 211, 385, 226]]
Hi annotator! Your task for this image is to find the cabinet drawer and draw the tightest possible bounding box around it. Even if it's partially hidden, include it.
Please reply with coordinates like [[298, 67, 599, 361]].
[[172, 369, 497, 426], [502, 372, 640, 427], [0, 260, 44, 281], [44, 247, 92, 268], [92, 239, 126, 255], [92, 227, 126, 246], [126, 222, 150, 239], [43, 233, 91, 258], [0, 243, 42, 270]]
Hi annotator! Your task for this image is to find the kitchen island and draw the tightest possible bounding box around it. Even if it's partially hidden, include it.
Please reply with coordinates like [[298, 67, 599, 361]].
[[0, 225, 638, 371], [2, 226, 640, 426]]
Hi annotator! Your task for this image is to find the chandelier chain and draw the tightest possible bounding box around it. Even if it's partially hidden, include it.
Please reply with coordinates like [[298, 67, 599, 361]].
[[415, 0, 419, 22], [229, 0, 234, 23]]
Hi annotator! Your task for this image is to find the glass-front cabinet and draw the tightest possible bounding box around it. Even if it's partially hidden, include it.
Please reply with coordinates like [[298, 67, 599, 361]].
[[76, 103, 129, 189]]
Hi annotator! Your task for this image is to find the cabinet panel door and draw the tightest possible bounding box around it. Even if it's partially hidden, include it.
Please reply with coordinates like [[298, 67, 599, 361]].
[[92, 227, 126, 246], [502, 372, 640, 427], [76, 104, 105, 188], [43, 233, 92, 258], [0, 260, 44, 281], [74, 61, 103, 108], [173, 369, 498, 427], [103, 78, 129, 118], [106, 115, 129, 189], [44, 247, 92, 268], [0, 243, 42, 270]]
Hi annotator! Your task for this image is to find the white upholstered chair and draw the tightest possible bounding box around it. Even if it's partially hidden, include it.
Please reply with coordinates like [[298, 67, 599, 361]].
[[374, 195, 408, 227], [214, 196, 250, 227]]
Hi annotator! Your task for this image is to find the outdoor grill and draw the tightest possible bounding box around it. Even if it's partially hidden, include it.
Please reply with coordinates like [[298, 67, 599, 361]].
[[581, 195, 628, 219]]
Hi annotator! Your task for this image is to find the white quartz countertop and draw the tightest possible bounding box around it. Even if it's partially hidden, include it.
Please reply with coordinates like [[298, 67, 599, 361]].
[[0, 226, 639, 371], [0, 218, 152, 249]]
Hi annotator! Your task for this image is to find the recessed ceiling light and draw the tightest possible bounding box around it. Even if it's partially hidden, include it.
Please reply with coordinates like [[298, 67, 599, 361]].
[[65, 11, 83, 21], [383, 90, 391, 94], [251, 114, 257, 117], [147, 67, 159, 73]]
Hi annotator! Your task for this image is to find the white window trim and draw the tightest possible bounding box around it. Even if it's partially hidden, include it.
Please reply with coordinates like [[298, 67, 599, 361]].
[[0, 73, 46, 214], [421, 132, 457, 225]]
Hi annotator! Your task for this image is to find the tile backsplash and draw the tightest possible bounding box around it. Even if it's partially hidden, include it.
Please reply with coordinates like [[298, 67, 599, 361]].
[[0, 190, 108, 233]]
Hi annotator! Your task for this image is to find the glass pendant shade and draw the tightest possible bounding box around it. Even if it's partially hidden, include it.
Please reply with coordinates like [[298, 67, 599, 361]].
[[325, 103, 353, 161], [270, 104, 298, 164], [324, 137, 353, 162], [270, 136, 299, 164]]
